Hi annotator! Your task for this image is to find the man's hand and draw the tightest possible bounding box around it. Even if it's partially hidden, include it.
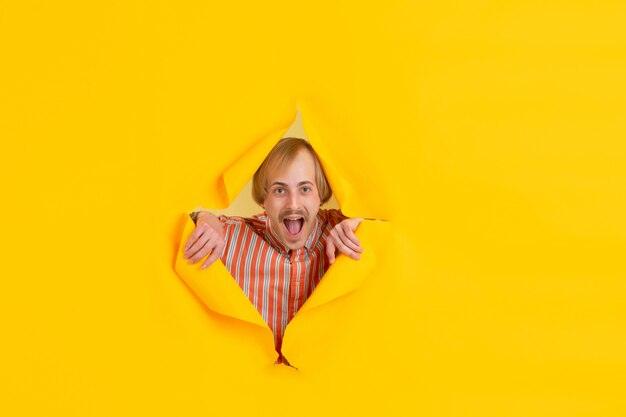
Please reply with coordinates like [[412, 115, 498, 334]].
[[326, 217, 364, 264], [183, 212, 225, 269]]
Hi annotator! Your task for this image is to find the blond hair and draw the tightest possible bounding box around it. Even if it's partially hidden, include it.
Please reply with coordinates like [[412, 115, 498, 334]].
[[252, 137, 332, 205]]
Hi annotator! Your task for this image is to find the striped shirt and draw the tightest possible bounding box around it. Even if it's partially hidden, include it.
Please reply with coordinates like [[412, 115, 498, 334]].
[[217, 209, 346, 360]]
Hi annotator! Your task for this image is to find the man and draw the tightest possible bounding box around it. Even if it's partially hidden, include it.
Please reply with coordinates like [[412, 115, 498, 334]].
[[183, 137, 363, 361]]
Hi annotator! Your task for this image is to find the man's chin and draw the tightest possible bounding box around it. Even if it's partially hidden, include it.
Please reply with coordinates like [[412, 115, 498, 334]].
[[281, 233, 306, 250]]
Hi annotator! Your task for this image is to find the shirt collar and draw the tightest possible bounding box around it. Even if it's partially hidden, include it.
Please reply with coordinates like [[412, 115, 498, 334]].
[[264, 213, 321, 255]]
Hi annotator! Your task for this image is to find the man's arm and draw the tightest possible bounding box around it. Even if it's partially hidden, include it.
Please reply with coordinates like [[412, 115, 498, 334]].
[[326, 217, 364, 264], [184, 211, 226, 269]]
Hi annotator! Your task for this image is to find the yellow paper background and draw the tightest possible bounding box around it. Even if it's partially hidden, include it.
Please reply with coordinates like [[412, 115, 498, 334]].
[[2, 1, 626, 415]]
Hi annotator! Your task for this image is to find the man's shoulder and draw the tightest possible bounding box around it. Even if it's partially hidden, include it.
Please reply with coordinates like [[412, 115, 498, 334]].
[[318, 208, 343, 216], [318, 208, 347, 225]]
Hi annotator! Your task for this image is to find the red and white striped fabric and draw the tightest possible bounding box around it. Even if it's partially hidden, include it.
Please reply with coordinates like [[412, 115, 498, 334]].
[[217, 209, 346, 361]]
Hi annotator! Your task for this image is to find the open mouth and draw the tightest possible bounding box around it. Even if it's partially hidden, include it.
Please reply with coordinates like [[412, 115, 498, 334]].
[[283, 217, 304, 236]]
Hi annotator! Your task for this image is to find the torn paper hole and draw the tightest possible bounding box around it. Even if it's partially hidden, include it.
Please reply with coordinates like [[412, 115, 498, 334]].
[[175, 107, 382, 367]]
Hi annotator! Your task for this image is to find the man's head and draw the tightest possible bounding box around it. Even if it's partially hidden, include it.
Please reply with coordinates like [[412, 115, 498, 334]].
[[252, 137, 332, 250]]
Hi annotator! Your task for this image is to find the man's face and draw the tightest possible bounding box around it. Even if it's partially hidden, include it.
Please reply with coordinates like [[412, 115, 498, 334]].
[[262, 149, 322, 250]]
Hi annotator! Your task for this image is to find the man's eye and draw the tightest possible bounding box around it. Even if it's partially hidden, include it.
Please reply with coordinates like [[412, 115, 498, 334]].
[[274, 188, 284, 194], [302, 187, 311, 193]]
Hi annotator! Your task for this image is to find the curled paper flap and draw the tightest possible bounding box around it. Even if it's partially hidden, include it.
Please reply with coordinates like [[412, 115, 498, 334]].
[[174, 217, 273, 333], [298, 100, 388, 221], [297, 101, 352, 212], [219, 128, 290, 207], [281, 220, 391, 365], [175, 218, 388, 368], [295, 221, 379, 315]]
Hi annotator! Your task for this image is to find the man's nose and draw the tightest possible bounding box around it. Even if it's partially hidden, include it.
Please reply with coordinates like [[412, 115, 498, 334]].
[[286, 193, 301, 209]]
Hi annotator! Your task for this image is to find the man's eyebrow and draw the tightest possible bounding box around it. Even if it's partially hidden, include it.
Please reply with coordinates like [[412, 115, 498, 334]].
[[270, 181, 288, 187], [269, 180, 314, 187]]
